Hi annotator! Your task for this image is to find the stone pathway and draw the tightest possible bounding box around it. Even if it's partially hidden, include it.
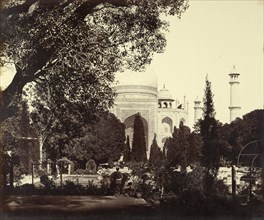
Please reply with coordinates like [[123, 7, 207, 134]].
[[2, 195, 147, 211], [1, 195, 149, 220]]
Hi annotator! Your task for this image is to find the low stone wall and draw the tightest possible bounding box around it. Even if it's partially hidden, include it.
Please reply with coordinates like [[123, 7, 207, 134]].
[[54, 174, 102, 186]]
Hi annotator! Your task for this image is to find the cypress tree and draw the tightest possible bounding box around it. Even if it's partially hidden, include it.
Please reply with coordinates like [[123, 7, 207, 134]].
[[199, 76, 221, 196], [178, 121, 190, 172], [149, 133, 162, 164], [200, 76, 221, 173], [131, 113, 147, 162], [123, 135, 131, 162], [165, 126, 180, 166]]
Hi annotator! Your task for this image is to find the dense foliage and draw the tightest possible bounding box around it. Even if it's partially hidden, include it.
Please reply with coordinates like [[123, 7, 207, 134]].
[[0, 0, 188, 190], [0, 101, 38, 187], [0, 0, 188, 122], [219, 110, 264, 164], [0, 102, 38, 173], [45, 111, 125, 166], [149, 133, 163, 164], [165, 122, 202, 169]]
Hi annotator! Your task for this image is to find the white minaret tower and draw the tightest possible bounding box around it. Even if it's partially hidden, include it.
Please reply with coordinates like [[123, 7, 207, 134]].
[[229, 65, 241, 122], [194, 96, 202, 123]]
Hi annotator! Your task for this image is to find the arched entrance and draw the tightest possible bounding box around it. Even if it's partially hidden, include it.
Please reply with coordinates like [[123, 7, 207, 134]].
[[162, 117, 173, 133], [124, 114, 148, 148]]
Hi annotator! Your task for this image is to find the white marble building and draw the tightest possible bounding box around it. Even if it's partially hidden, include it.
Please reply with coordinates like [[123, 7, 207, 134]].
[[111, 70, 189, 153]]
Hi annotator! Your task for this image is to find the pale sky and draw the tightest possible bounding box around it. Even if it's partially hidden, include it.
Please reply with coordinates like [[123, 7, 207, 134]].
[[148, 0, 264, 126], [0, 0, 263, 127]]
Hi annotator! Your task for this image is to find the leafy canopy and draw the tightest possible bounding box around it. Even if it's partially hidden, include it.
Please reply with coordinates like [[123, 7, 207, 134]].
[[0, 0, 188, 121]]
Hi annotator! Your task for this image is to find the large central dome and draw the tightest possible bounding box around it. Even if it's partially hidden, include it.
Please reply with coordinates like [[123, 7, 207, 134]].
[[114, 69, 158, 88]]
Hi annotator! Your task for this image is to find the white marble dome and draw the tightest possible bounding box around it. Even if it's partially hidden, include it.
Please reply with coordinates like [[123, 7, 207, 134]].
[[114, 69, 158, 88], [158, 86, 173, 100]]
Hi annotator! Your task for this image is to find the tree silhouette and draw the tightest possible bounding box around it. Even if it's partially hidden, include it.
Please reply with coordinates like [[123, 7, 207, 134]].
[[165, 123, 195, 171], [131, 113, 147, 162], [165, 126, 179, 166], [149, 133, 163, 164], [187, 131, 202, 165], [219, 109, 264, 164], [0, 0, 188, 122], [123, 135, 131, 163], [62, 111, 125, 166], [198, 76, 222, 197], [199, 76, 221, 174]]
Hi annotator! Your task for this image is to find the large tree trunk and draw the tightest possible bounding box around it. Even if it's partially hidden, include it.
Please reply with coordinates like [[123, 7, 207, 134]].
[[0, 48, 53, 122]]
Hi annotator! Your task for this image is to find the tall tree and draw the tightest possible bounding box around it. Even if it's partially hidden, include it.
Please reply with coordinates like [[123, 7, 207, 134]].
[[27, 83, 57, 164], [165, 126, 180, 166], [199, 76, 221, 174], [131, 113, 147, 162], [198, 76, 221, 197], [0, 0, 188, 122], [149, 133, 163, 164], [177, 121, 190, 171], [123, 135, 131, 163]]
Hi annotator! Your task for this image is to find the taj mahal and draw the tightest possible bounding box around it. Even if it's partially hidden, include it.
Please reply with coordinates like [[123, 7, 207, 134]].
[[111, 67, 241, 153], [111, 70, 190, 152]]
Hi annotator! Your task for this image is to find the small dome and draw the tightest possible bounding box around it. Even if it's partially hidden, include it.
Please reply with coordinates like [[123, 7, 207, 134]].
[[194, 96, 201, 103], [229, 65, 240, 76], [158, 85, 174, 101], [114, 69, 158, 88]]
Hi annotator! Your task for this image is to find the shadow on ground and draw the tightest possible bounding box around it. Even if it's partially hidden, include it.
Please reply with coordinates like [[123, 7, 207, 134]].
[[1, 195, 157, 220]]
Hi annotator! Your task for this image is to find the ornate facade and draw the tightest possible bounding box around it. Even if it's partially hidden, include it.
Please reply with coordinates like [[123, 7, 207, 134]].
[[111, 70, 189, 154]]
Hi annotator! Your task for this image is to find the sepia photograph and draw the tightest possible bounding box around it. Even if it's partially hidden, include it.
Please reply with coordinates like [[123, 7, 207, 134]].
[[0, 0, 263, 219]]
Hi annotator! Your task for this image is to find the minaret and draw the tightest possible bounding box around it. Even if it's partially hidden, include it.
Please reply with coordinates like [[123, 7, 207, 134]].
[[229, 66, 241, 122], [194, 96, 202, 123]]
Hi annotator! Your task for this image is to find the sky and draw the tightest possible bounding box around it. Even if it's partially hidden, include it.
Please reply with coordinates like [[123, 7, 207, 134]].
[[0, 0, 263, 127], [147, 0, 264, 126]]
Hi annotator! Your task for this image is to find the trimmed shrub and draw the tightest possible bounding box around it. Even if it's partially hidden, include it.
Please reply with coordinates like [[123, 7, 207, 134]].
[[57, 158, 74, 174], [86, 159, 97, 174], [63, 180, 84, 194]]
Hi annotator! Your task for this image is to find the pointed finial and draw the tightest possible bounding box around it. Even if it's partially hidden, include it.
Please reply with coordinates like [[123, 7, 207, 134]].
[[232, 65, 236, 72], [163, 84, 165, 89], [231, 65, 238, 73]]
